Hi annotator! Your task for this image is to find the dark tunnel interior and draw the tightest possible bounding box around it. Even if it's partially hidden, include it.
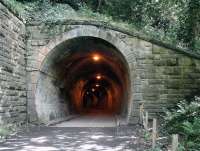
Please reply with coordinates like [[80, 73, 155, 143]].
[[39, 37, 130, 119]]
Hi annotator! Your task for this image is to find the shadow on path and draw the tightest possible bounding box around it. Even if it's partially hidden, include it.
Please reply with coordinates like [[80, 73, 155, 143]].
[[0, 126, 150, 151]]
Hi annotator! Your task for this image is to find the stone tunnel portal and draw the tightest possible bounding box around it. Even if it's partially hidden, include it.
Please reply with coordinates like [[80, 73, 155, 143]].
[[35, 37, 130, 123]]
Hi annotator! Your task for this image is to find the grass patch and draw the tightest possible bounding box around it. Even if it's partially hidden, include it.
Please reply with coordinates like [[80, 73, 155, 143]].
[[0, 127, 11, 138], [0, 123, 19, 141]]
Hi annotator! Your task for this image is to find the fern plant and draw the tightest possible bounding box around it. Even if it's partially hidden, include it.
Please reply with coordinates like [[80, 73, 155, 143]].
[[163, 96, 200, 151], [181, 118, 200, 150]]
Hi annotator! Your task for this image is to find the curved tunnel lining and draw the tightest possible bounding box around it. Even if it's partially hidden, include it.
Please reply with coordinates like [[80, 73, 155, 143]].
[[35, 37, 131, 123]]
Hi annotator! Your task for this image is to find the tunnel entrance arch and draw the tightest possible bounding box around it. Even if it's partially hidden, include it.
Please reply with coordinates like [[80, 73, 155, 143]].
[[35, 37, 131, 123], [32, 27, 135, 124]]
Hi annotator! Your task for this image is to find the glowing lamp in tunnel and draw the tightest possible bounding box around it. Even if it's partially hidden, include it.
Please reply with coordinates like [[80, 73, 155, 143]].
[[92, 54, 100, 61], [92, 88, 95, 92], [96, 75, 102, 80], [95, 84, 100, 87]]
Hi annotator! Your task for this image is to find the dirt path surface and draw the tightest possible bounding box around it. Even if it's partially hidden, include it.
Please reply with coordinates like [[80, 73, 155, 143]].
[[0, 125, 151, 151], [51, 115, 117, 127]]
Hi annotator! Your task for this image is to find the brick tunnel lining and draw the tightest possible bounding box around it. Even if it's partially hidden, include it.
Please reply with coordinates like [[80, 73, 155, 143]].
[[35, 37, 130, 123]]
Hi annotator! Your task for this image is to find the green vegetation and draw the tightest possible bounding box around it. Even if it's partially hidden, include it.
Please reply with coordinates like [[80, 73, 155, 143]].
[[0, 124, 17, 141], [163, 96, 200, 150], [144, 131, 151, 141], [0, 127, 10, 138], [2, 0, 77, 22], [2, 0, 200, 52], [85, 0, 200, 51], [146, 147, 162, 151]]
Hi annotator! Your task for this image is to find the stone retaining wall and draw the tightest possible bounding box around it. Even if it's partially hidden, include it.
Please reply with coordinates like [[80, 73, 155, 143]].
[[0, 3, 26, 125], [26, 24, 200, 123]]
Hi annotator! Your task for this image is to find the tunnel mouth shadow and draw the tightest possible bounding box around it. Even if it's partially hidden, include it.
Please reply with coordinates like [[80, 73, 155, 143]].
[[35, 37, 131, 124]]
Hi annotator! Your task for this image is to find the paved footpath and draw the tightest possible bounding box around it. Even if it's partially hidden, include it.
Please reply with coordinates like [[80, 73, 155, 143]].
[[0, 116, 151, 151], [52, 115, 117, 127]]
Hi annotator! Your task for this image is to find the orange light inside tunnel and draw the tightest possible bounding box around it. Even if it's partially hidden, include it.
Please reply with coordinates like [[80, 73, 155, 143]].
[[92, 54, 100, 61], [96, 75, 102, 80], [46, 37, 131, 118]]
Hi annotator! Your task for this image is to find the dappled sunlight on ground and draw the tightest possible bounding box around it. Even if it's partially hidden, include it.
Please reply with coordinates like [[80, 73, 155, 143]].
[[0, 126, 151, 151]]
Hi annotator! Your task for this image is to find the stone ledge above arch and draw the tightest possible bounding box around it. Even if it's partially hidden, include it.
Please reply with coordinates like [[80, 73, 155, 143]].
[[27, 20, 200, 59], [37, 25, 136, 71]]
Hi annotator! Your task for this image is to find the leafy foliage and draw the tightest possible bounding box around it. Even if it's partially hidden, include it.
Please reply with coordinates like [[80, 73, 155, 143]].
[[92, 0, 200, 51], [0, 124, 18, 141], [0, 127, 10, 138], [4, 0, 78, 22], [181, 119, 200, 149], [163, 96, 200, 151], [177, 0, 200, 50], [3, 0, 200, 52]]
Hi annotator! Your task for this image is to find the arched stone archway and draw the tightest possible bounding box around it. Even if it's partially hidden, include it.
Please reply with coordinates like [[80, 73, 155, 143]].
[[30, 26, 136, 124]]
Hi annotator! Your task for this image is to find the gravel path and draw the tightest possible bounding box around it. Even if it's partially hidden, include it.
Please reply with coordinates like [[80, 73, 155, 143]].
[[0, 125, 151, 151]]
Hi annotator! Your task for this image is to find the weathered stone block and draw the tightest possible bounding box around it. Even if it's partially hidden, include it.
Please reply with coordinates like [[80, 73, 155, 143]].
[[163, 67, 181, 75], [166, 58, 178, 66], [0, 2, 26, 125], [153, 59, 166, 66], [152, 45, 169, 54]]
